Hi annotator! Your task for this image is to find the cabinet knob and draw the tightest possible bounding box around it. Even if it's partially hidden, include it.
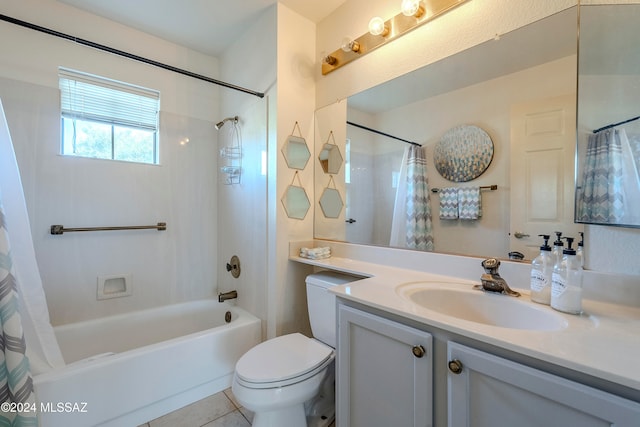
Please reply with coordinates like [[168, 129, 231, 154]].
[[448, 359, 463, 374], [412, 345, 426, 358]]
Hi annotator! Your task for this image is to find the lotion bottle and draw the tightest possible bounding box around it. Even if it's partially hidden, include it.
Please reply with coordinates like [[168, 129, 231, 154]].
[[530, 234, 553, 305], [551, 237, 583, 314]]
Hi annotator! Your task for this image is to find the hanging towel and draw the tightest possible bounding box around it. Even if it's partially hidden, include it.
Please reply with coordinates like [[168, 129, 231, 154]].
[[458, 187, 482, 220], [439, 187, 459, 220]]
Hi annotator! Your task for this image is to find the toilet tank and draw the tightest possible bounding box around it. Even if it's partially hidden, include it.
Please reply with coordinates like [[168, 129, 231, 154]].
[[306, 271, 361, 348]]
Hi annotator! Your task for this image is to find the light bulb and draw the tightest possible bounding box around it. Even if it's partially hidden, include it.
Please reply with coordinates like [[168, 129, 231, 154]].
[[368, 17, 388, 36], [341, 37, 361, 53], [401, 0, 425, 17]]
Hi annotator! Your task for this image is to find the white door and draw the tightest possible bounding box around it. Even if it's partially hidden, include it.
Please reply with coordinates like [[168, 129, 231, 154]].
[[510, 94, 583, 260]]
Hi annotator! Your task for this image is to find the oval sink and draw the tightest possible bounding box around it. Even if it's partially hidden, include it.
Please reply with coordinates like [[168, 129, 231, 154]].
[[396, 282, 568, 331]]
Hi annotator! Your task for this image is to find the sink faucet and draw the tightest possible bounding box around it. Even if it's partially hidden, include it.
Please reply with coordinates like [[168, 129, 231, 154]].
[[477, 258, 520, 297], [218, 290, 238, 303]]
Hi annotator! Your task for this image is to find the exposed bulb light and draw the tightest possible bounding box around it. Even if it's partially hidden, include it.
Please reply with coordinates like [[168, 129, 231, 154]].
[[341, 37, 361, 53], [401, 0, 424, 17], [368, 17, 389, 36]]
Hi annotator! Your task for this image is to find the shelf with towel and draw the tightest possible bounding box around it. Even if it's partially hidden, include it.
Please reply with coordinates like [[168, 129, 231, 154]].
[[431, 185, 497, 193]]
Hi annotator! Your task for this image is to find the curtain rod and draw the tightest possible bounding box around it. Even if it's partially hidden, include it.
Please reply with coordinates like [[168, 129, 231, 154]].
[[0, 14, 265, 99], [347, 121, 421, 147], [593, 115, 640, 134]]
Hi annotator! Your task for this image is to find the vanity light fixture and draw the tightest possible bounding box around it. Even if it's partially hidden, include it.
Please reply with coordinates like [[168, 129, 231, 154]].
[[322, 0, 470, 75]]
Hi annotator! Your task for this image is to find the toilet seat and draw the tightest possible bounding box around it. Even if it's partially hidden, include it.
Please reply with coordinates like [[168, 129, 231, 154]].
[[235, 333, 334, 389]]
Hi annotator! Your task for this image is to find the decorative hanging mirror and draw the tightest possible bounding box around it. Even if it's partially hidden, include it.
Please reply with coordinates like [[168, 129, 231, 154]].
[[281, 171, 311, 220], [282, 122, 311, 170], [319, 176, 344, 218], [318, 131, 343, 174]]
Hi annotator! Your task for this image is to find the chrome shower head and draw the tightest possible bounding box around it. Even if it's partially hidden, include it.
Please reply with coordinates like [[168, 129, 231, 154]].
[[214, 116, 238, 130]]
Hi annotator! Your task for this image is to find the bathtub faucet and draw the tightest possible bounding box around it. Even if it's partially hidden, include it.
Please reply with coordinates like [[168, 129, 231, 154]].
[[218, 290, 238, 303]]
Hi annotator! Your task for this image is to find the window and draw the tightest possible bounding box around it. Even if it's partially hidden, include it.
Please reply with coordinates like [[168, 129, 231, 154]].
[[59, 68, 160, 164]]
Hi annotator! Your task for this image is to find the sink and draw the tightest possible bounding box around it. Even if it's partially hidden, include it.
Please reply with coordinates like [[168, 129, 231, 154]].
[[396, 282, 568, 331]]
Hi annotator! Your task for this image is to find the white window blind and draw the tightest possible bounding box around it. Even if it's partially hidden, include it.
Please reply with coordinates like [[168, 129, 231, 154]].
[[59, 68, 159, 131]]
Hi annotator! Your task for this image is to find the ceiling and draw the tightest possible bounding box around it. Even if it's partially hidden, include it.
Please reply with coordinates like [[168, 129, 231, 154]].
[[57, 0, 347, 56]]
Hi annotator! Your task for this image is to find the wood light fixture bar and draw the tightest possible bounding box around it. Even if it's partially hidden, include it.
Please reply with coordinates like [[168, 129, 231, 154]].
[[321, 0, 470, 75]]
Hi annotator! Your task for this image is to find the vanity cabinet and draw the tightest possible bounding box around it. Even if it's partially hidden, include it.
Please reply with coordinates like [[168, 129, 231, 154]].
[[337, 301, 640, 427], [336, 304, 433, 427], [447, 342, 640, 427]]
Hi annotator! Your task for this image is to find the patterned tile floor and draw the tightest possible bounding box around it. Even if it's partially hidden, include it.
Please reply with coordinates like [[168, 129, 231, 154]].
[[139, 388, 336, 427]]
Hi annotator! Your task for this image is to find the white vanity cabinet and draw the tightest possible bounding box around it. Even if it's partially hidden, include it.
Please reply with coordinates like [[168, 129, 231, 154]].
[[336, 304, 433, 427], [447, 342, 640, 427]]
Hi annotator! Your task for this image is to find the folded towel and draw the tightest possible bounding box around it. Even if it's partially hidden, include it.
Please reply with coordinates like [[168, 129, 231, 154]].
[[299, 247, 331, 260], [439, 187, 459, 220], [458, 187, 482, 220]]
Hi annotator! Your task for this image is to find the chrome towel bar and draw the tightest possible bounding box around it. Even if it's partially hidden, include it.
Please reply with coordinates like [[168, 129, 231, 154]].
[[50, 222, 167, 235]]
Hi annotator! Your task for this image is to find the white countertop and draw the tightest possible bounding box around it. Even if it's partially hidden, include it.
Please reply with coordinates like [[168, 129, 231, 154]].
[[292, 254, 640, 393]]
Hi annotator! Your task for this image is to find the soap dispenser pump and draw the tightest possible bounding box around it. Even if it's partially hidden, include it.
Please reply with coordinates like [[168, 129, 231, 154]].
[[576, 231, 584, 268], [552, 231, 564, 267], [551, 237, 583, 314], [530, 234, 553, 305]]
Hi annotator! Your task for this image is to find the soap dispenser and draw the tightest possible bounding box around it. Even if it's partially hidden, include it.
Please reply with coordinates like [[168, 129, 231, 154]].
[[551, 237, 583, 314], [552, 231, 564, 267], [576, 231, 584, 268], [530, 234, 553, 305]]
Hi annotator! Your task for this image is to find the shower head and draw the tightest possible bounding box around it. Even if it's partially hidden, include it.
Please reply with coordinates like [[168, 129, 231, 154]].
[[214, 116, 238, 130]]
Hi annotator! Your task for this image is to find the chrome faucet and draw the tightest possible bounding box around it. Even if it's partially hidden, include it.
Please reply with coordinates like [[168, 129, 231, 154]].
[[477, 258, 521, 297], [218, 290, 238, 303]]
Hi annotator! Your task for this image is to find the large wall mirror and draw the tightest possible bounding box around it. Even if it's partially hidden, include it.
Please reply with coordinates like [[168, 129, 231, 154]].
[[575, 3, 640, 229], [314, 7, 583, 261]]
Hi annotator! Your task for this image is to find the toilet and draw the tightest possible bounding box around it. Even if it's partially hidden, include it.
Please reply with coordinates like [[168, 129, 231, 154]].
[[232, 271, 359, 427]]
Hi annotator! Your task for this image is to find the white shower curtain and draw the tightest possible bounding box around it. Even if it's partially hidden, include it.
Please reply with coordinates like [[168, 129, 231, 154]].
[[390, 145, 434, 251], [0, 100, 65, 378]]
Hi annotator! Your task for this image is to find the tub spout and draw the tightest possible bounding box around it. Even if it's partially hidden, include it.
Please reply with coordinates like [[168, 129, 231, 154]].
[[218, 290, 238, 303]]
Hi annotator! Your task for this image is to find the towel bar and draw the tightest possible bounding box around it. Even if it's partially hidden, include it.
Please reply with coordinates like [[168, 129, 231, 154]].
[[431, 185, 497, 193], [50, 222, 167, 235]]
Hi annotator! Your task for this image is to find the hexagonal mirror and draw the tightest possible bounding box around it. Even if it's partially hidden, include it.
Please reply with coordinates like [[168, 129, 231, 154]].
[[318, 143, 343, 174], [319, 188, 344, 218], [281, 185, 311, 220], [282, 135, 311, 170]]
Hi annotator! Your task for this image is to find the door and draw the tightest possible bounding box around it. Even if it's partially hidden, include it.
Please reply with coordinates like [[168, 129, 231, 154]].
[[447, 342, 640, 427], [510, 94, 583, 260], [337, 304, 433, 427]]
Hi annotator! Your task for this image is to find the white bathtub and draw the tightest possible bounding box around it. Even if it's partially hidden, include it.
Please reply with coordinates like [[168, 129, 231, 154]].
[[33, 299, 261, 427]]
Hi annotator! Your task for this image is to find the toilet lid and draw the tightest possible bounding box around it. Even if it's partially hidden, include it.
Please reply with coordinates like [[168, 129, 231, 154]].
[[235, 333, 333, 385]]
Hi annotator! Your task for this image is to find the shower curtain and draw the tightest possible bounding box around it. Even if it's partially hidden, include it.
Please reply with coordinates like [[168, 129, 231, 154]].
[[390, 145, 434, 251], [577, 128, 640, 224], [0, 203, 37, 427]]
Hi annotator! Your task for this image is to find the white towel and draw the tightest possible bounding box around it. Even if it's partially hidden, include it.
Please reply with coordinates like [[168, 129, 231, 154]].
[[299, 247, 331, 260], [458, 187, 482, 220], [439, 188, 459, 220]]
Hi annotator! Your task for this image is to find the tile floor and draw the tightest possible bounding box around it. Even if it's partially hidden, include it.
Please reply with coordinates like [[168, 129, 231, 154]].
[[139, 389, 253, 427], [139, 388, 336, 426]]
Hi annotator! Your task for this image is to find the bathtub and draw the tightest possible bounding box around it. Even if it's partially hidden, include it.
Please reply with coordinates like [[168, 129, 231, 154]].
[[33, 299, 261, 427]]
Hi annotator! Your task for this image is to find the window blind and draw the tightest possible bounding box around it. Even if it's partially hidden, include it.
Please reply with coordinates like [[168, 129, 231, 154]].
[[59, 68, 159, 131]]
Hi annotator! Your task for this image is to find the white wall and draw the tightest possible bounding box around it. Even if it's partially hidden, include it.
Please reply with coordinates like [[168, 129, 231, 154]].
[[271, 4, 318, 338], [0, 0, 220, 324], [218, 7, 274, 339]]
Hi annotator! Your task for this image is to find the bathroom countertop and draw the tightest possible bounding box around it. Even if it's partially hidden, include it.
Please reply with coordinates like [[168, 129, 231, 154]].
[[291, 255, 640, 393]]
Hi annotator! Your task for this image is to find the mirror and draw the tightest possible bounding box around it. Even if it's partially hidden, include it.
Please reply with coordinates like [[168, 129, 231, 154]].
[[282, 135, 311, 170], [575, 4, 640, 229], [319, 187, 344, 218], [282, 184, 311, 220], [318, 141, 344, 174], [314, 7, 580, 260]]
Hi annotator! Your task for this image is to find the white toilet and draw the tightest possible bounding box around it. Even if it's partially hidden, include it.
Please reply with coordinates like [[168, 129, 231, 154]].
[[232, 271, 359, 427]]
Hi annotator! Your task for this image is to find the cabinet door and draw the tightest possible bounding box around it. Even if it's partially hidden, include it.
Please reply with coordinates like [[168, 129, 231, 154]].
[[337, 304, 433, 427], [447, 342, 640, 427]]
